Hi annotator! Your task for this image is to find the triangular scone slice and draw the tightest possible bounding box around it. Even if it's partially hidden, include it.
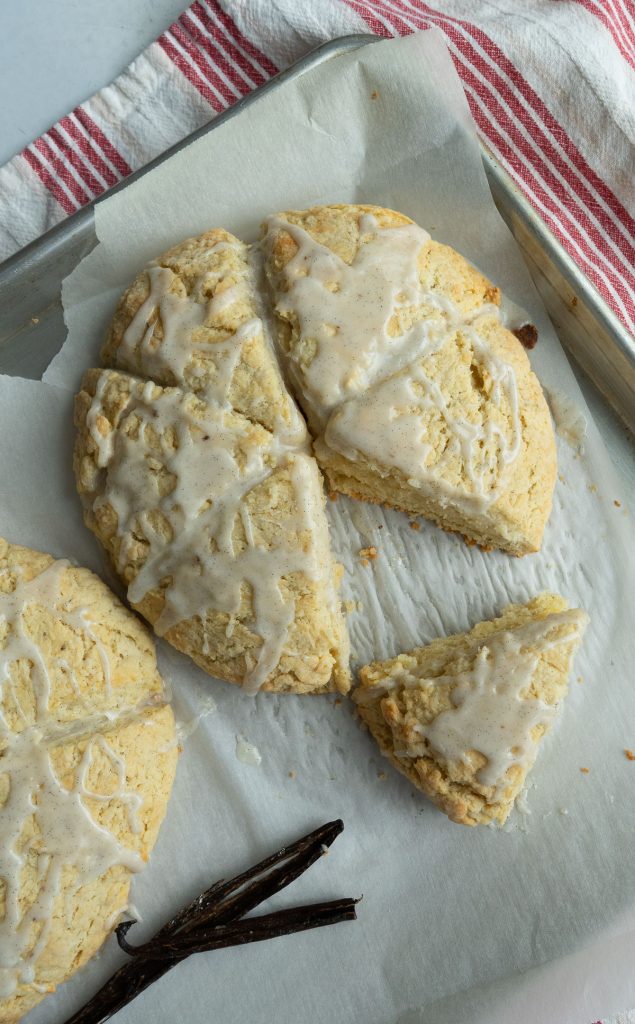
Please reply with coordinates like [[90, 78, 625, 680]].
[[74, 368, 350, 695], [0, 537, 168, 747], [0, 704, 176, 1023], [353, 594, 588, 826], [262, 204, 556, 554], [102, 228, 306, 445]]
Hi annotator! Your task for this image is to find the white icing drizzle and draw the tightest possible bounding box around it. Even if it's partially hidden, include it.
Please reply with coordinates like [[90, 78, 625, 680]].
[[86, 373, 116, 469], [266, 214, 522, 511], [235, 733, 262, 766], [0, 561, 145, 1000], [358, 609, 587, 795], [93, 385, 327, 694]]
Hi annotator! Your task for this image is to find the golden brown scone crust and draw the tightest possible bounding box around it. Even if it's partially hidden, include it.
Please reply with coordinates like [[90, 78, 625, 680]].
[[354, 594, 587, 826], [0, 538, 177, 1022], [263, 204, 556, 555]]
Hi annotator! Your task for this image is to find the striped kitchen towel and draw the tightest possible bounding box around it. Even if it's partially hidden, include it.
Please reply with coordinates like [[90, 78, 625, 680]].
[[0, 0, 633, 338]]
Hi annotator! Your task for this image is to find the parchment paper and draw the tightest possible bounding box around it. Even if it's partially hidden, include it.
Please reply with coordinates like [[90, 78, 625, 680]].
[[6, 29, 633, 1024]]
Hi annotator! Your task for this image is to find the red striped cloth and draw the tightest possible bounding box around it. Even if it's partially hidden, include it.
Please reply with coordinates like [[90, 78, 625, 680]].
[[1, 0, 633, 338]]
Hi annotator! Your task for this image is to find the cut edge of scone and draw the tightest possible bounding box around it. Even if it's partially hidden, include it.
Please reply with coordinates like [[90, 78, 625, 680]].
[[353, 593, 588, 826], [73, 368, 351, 696], [262, 204, 556, 556]]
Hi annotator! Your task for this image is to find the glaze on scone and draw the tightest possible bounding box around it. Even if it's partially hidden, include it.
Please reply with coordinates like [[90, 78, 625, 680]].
[[75, 231, 350, 695], [353, 594, 587, 826], [262, 204, 557, 555], [0, 538, 177, 1023], [102, 228, 305, 444]]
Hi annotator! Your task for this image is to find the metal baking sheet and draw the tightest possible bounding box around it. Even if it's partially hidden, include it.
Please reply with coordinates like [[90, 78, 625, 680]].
[[0, 33, 633, 434]]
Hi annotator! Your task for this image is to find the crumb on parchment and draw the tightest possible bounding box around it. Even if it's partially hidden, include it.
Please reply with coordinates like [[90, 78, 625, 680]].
[[409, 521, 421, 531], [580, 767, 590, 774], [625, 750, 635, 761], [614, 500, 621, 507], [359, 546, 377, 562]]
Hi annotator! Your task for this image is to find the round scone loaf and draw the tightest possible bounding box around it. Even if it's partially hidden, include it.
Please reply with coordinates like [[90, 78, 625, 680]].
[[0, 537, 177, 1023], [262, 204, 557, 555], [74, 229, 351, 697]]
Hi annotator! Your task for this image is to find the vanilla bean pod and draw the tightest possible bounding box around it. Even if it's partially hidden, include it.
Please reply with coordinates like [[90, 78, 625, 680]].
[[63, 820, 355, 1024], [117, 898, 359, 961]]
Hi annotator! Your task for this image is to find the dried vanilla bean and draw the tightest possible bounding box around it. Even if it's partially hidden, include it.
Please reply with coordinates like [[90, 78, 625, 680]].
[[63, 820, 356, 1024]]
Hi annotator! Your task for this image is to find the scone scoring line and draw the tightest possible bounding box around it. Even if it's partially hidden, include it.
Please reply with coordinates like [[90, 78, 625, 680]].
[[354, 609, 588, 796], [265, 214, 521, 513], [0, 561, 144, 1000]]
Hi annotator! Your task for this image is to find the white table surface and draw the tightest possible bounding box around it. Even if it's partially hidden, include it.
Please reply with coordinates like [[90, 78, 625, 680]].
[[0, 0, 187, 166], [1, 4, 634, 1023]]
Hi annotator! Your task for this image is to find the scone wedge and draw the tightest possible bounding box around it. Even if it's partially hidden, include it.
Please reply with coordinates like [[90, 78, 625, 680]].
[[353, 594, 588, 826], [102, 227, 306, 444], [262, 204, 556, 555], [74, 368, 350, 695], [0, 538, 177, 1022]]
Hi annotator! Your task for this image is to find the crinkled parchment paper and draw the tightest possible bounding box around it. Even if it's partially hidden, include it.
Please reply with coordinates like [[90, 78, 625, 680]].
[[3, 29, 634, 1024]]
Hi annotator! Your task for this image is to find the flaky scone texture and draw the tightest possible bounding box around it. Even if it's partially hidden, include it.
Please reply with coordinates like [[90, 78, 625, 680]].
[[263, 204, 556, 555], [74, 369, 350, 695], [354, 594, 587, 826], [0, 538, 177, 1023]]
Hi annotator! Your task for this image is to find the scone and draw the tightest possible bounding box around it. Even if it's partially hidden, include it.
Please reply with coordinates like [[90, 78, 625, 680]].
[[102, 227, 306, 445], [353, 594, 587, 826], [262, 204, 556, 555], [74, 366, 350, 695], [0, 538, 177, 1022]]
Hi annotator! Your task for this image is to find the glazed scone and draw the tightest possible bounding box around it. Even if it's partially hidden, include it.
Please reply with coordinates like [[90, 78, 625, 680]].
[[0, 538, 167, 743], [74, 368, 350, 695], [0, 538, 177, 1023], [353, 594, 588, 826], [262, 204, 557, 554], [102, 228, 306, 445]]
